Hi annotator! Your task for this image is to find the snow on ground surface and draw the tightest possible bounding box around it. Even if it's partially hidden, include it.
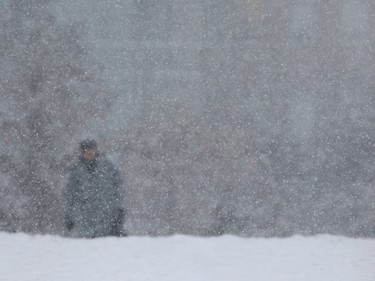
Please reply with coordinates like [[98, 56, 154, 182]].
[[1, 233, 375, 281]]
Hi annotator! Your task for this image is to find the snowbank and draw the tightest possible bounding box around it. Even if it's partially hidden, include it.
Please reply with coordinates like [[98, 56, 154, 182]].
[[1, 233, 374, 281]]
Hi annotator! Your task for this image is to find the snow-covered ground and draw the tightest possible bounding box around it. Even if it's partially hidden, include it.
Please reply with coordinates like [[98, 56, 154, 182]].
[[1, 233, 374, 281]]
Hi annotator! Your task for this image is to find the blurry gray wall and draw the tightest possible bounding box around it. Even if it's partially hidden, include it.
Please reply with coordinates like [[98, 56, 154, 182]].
[[0, 0, 374, 237]]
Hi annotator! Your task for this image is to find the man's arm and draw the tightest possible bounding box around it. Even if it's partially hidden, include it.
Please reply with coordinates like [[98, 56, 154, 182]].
[[112, 165, 125, 209], [63, 166, 78, 232], [111, 164, 127, 236]]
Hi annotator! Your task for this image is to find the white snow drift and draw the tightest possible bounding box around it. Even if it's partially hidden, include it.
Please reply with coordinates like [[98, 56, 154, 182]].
[[1, 233, 374, 281]]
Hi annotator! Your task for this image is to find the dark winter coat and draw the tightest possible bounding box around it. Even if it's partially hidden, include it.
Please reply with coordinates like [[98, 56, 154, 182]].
[[64, 154, 125, 238]]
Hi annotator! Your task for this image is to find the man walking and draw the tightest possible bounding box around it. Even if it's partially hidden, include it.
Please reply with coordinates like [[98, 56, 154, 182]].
[[64, 139, 126, 238]]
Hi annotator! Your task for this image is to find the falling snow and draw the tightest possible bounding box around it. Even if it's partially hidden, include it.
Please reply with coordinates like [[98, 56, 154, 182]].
[[0, 0, 374, 278]]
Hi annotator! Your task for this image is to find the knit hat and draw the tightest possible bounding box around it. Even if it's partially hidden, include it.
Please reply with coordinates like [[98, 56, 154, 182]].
[[80, 139, 97, 151]]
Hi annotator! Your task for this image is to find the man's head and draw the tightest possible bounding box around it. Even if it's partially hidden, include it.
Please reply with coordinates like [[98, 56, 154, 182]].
[[80, 139, 98, 161]]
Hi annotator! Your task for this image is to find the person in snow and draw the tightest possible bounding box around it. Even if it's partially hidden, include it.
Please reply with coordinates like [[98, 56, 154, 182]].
[[63, 139, 126, 238]]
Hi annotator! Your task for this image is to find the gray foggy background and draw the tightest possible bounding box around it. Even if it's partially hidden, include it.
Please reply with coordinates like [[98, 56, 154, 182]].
[[0, 0, 374, 237]]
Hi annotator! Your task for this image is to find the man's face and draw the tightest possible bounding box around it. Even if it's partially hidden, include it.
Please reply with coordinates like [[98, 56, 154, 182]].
[[82, 148, 97, 161]]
